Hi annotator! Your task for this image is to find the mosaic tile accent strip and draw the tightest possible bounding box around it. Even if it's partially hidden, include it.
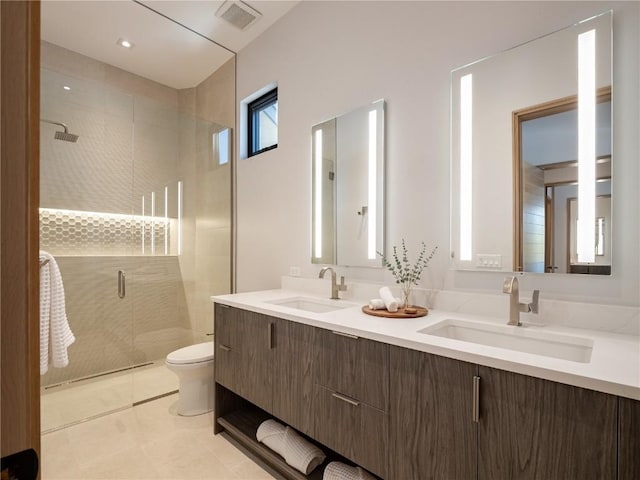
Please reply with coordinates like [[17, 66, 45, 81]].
[[40, 208, 173, 256]]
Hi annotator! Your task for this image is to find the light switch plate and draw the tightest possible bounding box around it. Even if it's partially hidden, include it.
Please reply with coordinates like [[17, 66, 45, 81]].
[[477, 254, 502, 269]]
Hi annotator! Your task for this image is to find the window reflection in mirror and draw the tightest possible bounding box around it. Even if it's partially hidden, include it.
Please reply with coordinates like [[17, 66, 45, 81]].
[[450, 11, 612, 275], [311, 100, 385, 267]]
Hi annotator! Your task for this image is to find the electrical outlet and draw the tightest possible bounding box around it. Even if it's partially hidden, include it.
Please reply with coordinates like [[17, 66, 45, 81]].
[[477, 254, 502, 269], [289, 266, 301, 277]]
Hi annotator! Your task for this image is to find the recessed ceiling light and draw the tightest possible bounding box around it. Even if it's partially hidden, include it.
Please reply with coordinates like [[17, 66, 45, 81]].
[[63, 86, 71, 91], [117, 38, 134, 49]]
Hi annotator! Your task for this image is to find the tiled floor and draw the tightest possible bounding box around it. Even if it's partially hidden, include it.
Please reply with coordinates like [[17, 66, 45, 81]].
[[41, 393, 276, 479], [41, 361, 179, 432]]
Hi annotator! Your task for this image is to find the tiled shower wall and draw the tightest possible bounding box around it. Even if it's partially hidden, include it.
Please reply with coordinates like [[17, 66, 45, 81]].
[[40, 42, 233, 384], [178, 59, 234, 333]]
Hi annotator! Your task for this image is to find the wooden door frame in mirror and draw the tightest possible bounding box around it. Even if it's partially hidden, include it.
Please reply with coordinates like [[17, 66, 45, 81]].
[[512, 86, 611, 272]]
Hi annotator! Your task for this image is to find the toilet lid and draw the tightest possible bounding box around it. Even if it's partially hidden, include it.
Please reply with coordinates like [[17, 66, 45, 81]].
[[166, 342, 214, 365]]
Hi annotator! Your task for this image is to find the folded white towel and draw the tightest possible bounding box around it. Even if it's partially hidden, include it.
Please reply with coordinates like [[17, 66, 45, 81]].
[[378, 286, 398, 312], [39, 251, 75, 375], [323, 461, 376, 480], [257, 419, 326, 475]]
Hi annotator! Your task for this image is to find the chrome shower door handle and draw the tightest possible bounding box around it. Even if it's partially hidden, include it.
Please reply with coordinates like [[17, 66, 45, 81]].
[[118, 270, 126, 299]]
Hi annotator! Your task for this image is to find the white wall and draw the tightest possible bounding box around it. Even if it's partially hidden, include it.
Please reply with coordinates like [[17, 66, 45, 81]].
[[235, 1, 639, 306]]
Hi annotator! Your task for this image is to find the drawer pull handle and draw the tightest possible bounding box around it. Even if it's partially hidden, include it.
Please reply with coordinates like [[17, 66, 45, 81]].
[[331, 392, 360, 407], [331, 330, 359, 340], [472, 375, 480, 423], [217, 304, 230, 309], [268, 322, 274, 349], [219, 344, 231, 352]]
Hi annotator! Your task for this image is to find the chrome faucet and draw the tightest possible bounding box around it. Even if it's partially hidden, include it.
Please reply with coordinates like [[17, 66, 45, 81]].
[[502, 276, 540, 326], [318, 267, 347, 300]]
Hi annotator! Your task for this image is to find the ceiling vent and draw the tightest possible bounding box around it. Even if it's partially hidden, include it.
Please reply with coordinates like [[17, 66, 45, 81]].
[[216, 1, 262, 31]]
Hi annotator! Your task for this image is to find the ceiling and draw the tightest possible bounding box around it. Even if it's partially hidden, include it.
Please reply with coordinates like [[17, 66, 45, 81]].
[[40, 1, 299, 89]]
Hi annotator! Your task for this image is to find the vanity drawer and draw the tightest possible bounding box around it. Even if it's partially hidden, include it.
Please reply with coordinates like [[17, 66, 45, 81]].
[[316, 328, 389, 411], [313, 384, 387, 478]]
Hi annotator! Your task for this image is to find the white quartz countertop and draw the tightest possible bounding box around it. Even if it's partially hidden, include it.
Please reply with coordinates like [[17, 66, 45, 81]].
[[211, 289, 640, 401]]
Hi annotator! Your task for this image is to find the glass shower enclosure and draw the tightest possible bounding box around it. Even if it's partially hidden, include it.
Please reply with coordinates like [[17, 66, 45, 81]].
[[39, 2, 234, 432]]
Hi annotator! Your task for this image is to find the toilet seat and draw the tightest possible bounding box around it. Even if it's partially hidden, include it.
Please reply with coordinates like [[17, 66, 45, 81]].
[[166, 342, 214, 365]]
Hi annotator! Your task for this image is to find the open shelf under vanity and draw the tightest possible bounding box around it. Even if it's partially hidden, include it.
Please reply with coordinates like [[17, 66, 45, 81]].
[[216, 397, 374, 480]]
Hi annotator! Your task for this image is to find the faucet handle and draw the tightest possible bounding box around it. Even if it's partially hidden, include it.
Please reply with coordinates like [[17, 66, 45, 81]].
[[338, 275, 347, 292], [530, 290, 540, 314]]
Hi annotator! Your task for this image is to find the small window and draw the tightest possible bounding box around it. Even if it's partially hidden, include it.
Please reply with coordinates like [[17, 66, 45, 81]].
[[248, 88, 278, 157], [213, 128, 230, 166]]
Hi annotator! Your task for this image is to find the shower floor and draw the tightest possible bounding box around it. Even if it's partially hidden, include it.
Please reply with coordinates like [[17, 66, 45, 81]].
[[41, 360, 178, 433]]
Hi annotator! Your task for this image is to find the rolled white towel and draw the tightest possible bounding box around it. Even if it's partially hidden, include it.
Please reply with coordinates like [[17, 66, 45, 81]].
[[378, 286, 398, 312], [256, 419, 286, 455], [283, 426, 326, 475], [369, 297, 404, 310], [323, 461, 376, 480], [256, 420, 325, 475], [368, 299, 386, 310]]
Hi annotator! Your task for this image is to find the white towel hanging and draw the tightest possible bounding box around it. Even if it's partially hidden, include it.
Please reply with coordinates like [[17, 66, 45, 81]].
[[39, 251, 75, 375]]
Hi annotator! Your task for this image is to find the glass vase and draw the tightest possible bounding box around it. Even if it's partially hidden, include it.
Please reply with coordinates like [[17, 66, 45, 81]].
[[401, 282, 412, 309]]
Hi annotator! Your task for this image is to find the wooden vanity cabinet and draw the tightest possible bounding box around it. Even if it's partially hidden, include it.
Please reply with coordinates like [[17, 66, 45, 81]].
[[389, 345, 618, 480], [618, 397, 640, 480], [389, 346, 477, 480], [215, 306, 389, 478], [215, 304, 632, 480], [271, 318, 318, 437], [313, 384, 388, 477], [313, 328, 389, 478], [315, 328, 389, 411], [477, 366, 617, 480], [214, 304, 273, 412]]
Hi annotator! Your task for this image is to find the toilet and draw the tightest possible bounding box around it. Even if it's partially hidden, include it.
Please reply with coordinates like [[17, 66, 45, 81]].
[[165, 342, 214, 416]]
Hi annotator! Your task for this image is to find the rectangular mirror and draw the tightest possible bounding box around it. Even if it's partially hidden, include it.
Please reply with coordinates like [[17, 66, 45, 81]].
[[311, 100, 385, 267], [450, 11, 612, 275]]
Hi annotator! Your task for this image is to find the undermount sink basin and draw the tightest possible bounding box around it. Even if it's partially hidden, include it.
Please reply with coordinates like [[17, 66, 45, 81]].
[[418, 318, 593, 363], [266, 296, 355, 313]]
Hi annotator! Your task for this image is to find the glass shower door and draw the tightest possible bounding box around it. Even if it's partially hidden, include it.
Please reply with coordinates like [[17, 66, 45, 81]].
[[39, 67, 136, 432]]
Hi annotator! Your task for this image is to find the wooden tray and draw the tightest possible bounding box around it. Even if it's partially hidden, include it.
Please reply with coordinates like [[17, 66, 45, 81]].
[[362, 305, 428, 318]]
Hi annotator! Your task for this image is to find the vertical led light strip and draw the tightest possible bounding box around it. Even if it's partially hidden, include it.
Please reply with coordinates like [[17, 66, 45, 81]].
[[177, 180, 183, 256], [367, 110, 377, 260], [164, 186, 169, 255], [314, 129, 323, 259], [459, 73, 473, 261], [577, 29, 596, 263], [141, 196, 145, 255], [150, 191, 156, 255], [596, 217, 604, 256]]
